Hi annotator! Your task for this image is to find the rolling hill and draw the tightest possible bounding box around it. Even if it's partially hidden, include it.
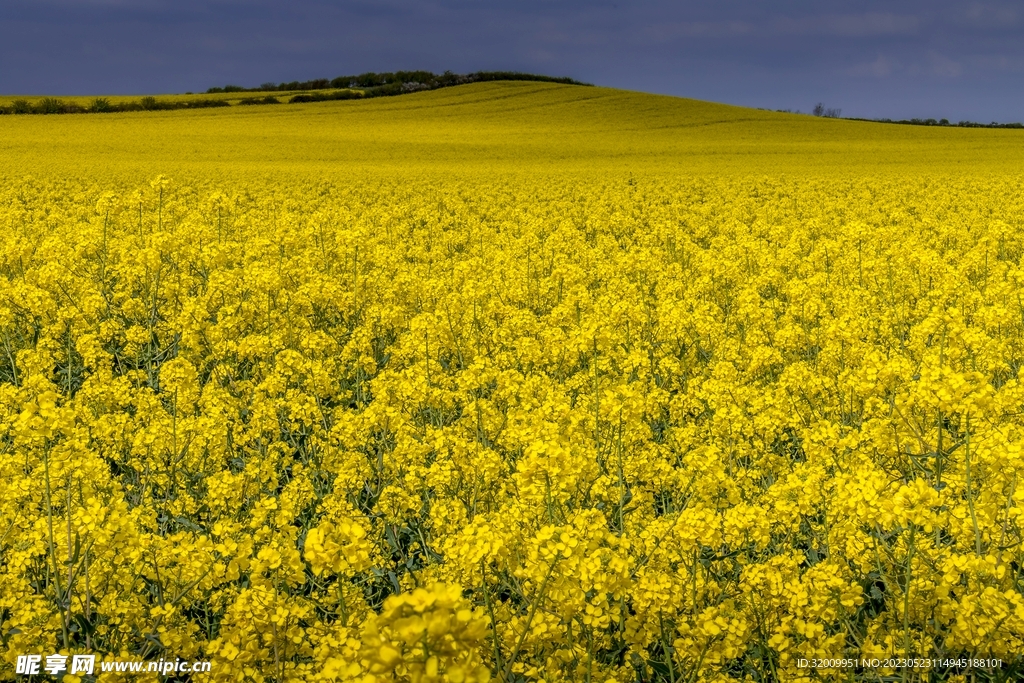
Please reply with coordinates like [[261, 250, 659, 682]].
[[3, 81, 1023, 178]]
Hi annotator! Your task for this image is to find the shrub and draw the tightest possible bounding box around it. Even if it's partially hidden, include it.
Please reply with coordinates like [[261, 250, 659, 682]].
[[238, 96, 281, 106], [182, 99, 230, 109], [12, 99, 32, 114], [91, 98, 114, 113], [288, 90, 362, 104], [35, 98, 66, 114]]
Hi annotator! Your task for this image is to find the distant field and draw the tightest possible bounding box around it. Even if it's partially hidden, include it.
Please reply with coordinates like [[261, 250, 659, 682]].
[[2, 81, 1023, 177], [2, 82, 1024, 682], [0, 88, 357, 108]]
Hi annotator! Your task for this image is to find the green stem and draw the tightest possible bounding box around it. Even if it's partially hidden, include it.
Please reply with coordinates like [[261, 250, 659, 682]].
[[503, 552, 560, 681], [902, 525, 916, 683], [43, 442, 70, 649], [965, 413, 982, 555]]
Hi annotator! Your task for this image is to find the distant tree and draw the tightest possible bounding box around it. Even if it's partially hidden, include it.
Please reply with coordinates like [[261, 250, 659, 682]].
[[813, 103, 842, 118], [354, 72, 385, 87]]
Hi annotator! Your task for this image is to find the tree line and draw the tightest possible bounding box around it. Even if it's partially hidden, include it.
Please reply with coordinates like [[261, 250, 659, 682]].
[[0, 96, 230, 115], [0, 71, 589, 116], [207, 70, 588, 94], [783, 102, 1024, 129]]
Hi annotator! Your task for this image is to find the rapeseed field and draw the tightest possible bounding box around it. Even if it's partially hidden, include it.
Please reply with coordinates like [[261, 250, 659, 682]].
[[2, 81, 1024, 682]]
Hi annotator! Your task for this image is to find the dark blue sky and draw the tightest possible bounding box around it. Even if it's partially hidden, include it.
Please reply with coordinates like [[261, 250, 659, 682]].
[[2, 0, 1023, 122]]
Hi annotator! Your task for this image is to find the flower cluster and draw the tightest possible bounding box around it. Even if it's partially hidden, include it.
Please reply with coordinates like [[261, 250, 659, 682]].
[[1, 171, 1023, 682]]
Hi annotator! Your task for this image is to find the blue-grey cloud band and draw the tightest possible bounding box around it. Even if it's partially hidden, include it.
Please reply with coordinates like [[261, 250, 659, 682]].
[[1, 0, 1021, 121]]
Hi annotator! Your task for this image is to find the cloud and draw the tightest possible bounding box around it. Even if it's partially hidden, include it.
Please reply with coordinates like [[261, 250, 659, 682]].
[[775, 12, 920, 38], [1, 0, 1023, 121], [966, 53, 1024, 73], [640, 12, 919, 45], [964, 2, 1019, 28], [928, 51, 962, 78], [847, 51, 962, 80], [638, 20, 754, 43], [11, 0, 165, 7], [846, 54, 899, 78]]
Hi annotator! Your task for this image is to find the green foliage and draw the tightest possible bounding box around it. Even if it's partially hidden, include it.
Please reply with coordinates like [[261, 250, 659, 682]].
[[217, 70, 589, 95], [288, 90, 363, 104], [238, 96, 281, 106], [2, 71, 590, 118], [36, 98, 68, 114], [2, 96, 231, 116]]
